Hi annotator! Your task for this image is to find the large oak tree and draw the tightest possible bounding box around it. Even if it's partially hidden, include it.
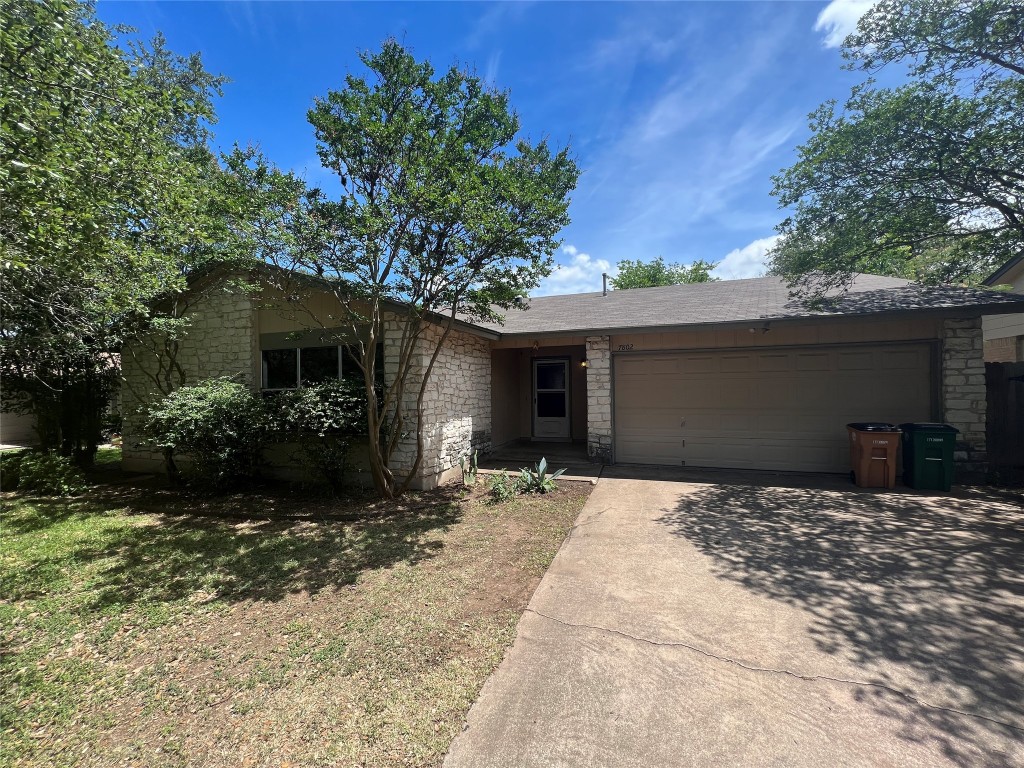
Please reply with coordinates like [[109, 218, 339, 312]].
[[768, 0, 1024, 299], [0, 0, 296, 460]]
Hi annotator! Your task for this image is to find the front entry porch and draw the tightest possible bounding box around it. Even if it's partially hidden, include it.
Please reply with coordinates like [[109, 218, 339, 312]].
[[479, 439, 597, 480], [490, 342, 588, 442]]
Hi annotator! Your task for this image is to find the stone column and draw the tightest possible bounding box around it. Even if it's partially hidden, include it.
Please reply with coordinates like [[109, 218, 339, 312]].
[[941, 317, 987, 479], [585, 335, 612, 463]]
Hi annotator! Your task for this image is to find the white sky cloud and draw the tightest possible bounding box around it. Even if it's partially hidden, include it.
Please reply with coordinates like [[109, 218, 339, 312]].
[[814, 0, 874, 48], [713, 235, 780, 280], [533, 245, 614, 296]]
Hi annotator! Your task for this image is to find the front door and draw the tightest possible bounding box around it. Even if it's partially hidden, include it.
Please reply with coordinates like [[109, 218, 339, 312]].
[[533, 359, 570, 440]]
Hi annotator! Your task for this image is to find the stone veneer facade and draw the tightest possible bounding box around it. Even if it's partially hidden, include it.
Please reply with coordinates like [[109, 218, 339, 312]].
[[120, 285, 993, 483], [121, 291, 258, 472], [382, 318, 492, 488], [941, 317, 987, 478], [585, 335, 612, 463], [121, 291, 492, 488]]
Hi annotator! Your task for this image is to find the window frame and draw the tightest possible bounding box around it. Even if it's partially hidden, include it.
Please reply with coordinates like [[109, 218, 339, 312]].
[[261, 345, 343, 391], [259, 343, 383, 392]]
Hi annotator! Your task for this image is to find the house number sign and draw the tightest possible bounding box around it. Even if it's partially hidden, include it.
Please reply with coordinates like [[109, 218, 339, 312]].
[[617, 344, 635, 351]]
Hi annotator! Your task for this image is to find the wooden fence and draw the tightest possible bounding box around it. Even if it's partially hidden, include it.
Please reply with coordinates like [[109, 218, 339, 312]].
[[986, 361, 1024, 485]]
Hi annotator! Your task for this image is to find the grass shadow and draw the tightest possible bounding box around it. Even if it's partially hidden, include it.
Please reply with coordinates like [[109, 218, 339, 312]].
[[4, 485, 463, 611]]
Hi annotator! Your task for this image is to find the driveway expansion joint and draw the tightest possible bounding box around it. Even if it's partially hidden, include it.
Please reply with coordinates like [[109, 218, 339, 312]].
[[524, 608, 1024, 734]]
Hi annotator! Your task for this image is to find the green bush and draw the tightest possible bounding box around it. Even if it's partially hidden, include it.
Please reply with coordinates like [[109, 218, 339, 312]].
[[0, 450, 87, 496], [273, 379, 368, 493], [143, 378, 272, 487], [516, 457, 565, 494], [0, 450, 27, 490], [487, 470, 518, 503]]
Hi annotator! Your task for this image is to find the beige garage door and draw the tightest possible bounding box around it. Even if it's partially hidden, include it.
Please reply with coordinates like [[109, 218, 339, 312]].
[[614, 344, 933, 472]]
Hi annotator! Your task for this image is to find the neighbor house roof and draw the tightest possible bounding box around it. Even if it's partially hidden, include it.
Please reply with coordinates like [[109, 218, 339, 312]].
[[983, 255, 1024, 287], [475, 274, 1024, 337]]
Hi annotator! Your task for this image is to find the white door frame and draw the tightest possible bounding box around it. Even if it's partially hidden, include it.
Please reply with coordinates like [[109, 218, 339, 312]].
[[532, 358, 571, 441]]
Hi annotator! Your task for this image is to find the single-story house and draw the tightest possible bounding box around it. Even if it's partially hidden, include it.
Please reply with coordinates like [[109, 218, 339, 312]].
[[982, 254, 1024, 362], [120, 271, 1024, 487]]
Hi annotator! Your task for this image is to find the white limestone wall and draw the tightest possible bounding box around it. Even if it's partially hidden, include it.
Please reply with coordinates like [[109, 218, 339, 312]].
[[941, 317, 987, 477], [384, 319, 492, 489], [120, 291, 257, 472], [585, 335, 612, 463]]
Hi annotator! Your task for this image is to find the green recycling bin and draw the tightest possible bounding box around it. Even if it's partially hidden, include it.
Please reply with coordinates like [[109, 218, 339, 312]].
[[899, 423, 959, 491]]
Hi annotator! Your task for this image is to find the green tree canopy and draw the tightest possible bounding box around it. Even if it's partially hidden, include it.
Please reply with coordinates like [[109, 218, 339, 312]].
[[768, 0, 1024, 299], [270, 40, 579, 497], [609, 257, 719, 289], [0, 0, 295, 460]]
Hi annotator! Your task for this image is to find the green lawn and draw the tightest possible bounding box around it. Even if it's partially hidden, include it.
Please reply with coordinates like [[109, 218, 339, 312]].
[[1, 465, 591, 767]]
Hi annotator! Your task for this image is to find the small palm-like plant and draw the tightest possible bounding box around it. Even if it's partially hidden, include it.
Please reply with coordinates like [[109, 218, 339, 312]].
[[459, 450, 479, 486], [516, 457, 566, 494]]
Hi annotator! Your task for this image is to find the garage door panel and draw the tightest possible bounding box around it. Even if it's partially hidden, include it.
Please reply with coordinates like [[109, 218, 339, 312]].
[[880, 348, 925, 369], [720, 355, 753, 373], [837, 351, 875, 370], [613, 344, 932, 472], [616, 432, 683, 464], [680, 355, 717, 374], [757, 353, 792, 372], [795, 352, 830, 371]]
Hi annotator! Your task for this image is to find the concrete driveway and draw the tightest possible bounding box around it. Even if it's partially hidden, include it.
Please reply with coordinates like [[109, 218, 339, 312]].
[[445, 471, 1024, 767]]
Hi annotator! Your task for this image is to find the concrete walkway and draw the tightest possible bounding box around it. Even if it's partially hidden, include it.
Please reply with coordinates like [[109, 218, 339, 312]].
[[445, 473, 1024, 767]]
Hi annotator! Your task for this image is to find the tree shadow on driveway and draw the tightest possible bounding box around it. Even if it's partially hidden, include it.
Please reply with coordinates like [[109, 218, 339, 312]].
[[656, 483, 1024, 764]]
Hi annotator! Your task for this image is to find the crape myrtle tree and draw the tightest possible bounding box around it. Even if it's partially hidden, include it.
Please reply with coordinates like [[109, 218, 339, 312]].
[[0, 0, 299, 463], [270, 41, 579, 498], [768, 0, 1024, 301], [609, 257, 719, 289]]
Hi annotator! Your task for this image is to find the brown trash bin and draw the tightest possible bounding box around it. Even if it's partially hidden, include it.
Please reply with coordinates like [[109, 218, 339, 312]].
[[846, 423, 901, 489]]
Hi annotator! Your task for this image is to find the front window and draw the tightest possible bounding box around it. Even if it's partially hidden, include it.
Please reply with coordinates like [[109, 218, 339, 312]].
[[262, 348, 299, 390], [300, 345, 340, 385], [260, 343, 383, 390]]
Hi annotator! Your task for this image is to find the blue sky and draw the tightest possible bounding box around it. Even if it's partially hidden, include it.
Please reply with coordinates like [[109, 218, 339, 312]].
[[97, 0, 882, 295]]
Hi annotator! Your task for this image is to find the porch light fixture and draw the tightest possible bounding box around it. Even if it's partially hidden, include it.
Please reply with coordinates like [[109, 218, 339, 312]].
[[580, 359, 589, 368]]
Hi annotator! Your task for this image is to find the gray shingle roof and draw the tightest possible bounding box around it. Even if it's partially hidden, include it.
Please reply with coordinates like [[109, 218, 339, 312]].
[[474, 274, 1024, 336]]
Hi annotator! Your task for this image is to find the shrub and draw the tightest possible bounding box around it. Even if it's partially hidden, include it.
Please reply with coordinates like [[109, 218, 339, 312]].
[[143, 378, 272, 487], [273, 379, 368, 493], [516, 457, 565, 494], [0, 450, 87, 496], [487, 470, 518, 503], [0, 450, 27, 491]]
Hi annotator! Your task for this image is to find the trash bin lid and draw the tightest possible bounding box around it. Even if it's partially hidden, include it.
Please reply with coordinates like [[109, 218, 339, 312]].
[[897, 422, 959, 433], [847, 422, 899, 431]]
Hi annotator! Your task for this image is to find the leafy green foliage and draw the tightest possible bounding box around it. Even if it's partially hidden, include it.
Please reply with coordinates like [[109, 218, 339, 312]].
[[143, 378, 272, 487], [768, 0, 1024, 299], [487, 470, 518, 503], [273, 379, 368, 493], [610, 257, 719, 289], [267, 40, 579, 497], [0, 451, 87, 496], [516, 457, 566, 494], [0, 1, 304, 461]]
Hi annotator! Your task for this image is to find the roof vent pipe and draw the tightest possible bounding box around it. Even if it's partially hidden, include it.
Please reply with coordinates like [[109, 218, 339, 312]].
[[602, 272, 608, 297]]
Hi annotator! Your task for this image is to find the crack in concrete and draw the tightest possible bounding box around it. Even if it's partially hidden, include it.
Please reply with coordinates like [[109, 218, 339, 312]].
[[524, 608, 1024, 734]]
